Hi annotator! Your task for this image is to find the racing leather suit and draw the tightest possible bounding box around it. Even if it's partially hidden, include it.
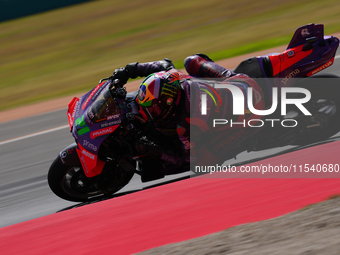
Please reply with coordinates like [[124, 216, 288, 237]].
[[113, 54, 264, 181]]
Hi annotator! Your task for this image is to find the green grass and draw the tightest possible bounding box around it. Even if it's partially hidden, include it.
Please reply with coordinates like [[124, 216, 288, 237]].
[[1, 0, 340, 111]]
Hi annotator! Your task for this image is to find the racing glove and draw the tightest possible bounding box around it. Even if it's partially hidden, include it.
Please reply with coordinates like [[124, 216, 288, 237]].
[[111, 58, 175, 84]]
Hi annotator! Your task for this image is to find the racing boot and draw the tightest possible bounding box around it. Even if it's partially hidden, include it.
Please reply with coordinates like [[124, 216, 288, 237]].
[[184, 53, 237, 78]]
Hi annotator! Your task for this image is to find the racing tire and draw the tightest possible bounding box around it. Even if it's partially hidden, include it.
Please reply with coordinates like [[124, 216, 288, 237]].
[[48, 156, 134, 202]]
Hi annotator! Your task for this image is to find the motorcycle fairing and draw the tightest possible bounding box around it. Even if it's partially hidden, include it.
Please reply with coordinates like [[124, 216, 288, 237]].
[[306, 57, 335, 77], [67, 97, 80, 131], [76, 143, 106, 177], [67, 80, 124, 177], [265, 24, 338, 80]]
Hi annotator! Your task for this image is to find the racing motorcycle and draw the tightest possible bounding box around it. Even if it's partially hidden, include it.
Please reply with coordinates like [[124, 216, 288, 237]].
[[48, 23, 340, 202]]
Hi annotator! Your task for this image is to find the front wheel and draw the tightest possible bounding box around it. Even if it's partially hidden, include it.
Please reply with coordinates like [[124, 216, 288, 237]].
[[48, 156, 134, 202]]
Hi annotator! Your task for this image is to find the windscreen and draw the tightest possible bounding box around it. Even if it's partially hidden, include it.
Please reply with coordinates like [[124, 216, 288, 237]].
[[87, 87, 120, 123]]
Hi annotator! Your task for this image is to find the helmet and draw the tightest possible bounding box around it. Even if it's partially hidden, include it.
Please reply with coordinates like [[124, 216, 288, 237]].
[[137, 71, 181, 122]]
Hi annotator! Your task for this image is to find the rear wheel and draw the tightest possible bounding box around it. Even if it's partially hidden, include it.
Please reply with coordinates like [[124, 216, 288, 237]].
[[48, 156, 134, 202], [292, 74, 340, 145]]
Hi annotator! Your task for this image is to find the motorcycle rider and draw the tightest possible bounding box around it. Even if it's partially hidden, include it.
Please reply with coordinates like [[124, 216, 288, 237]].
[[111, 54, 264, 181]]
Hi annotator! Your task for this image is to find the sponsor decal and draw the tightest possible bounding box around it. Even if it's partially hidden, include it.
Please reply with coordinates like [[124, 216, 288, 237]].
[[166, 98, 174, 105], [83, 140, 98, 152], [80, 155, 89, 174], [72, 100, 80, 120], [81, 149, 95, 160], [100, 120, 122, 128], [161, 84, 177, 97], [76, 146, 95, 175], [82, 83, 102, 110], [282, 69, 300, 85], [75, 115, 90, 136], [59, 148, 75, 164], [90, 126, 118, 139], [67, 97, 79, 130], [307, 58, 334, 76], [76, 144, 102, 177], [91, 82, 106, 101], [107, 114, 121, 120]]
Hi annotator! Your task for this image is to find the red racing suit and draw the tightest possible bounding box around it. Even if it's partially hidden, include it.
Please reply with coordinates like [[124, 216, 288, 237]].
[[133, 54, 264, 176], [113, 54, 264, 180]]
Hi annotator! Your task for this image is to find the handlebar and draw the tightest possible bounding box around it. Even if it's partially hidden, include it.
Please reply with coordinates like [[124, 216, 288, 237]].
[[99, 77, 125, 87], [99, 77, 110, 83]]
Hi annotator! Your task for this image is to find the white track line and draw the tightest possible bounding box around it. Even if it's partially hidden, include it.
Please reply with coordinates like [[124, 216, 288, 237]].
[[0, 125, 69, 146]]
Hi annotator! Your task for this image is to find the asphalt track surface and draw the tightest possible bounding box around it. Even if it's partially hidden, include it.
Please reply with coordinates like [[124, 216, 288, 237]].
[[1, 54, 340, 231]]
